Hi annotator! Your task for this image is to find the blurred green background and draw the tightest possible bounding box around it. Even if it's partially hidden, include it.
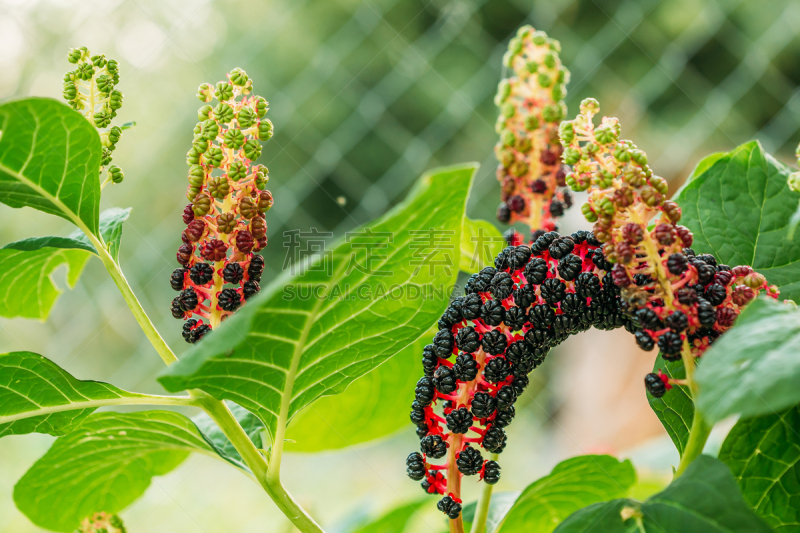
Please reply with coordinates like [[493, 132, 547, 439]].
[[1, 0, 799, 531]]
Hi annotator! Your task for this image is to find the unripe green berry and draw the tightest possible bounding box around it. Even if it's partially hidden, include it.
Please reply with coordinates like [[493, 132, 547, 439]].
[[244, 139, 261, 160], [228, 160, 247, 181], [563, 147, 581, 165], [495, 80, 511, 105], [192, 192, 212, 216], [237, 106, 256, 128], [501, 102, 515, 119], [67, 48, 83, 64], [207, 176, 231, 199], [559, 121, 574, 144], [596, 196, 615, 215], [257, 119, 274, 141], [214, 102, 234, 123], [192, 136, 209, 154], [224, 128, 245, 150], [650, 175, 669, 195], [597, 170, 614, 189], [187, 147, 201, 166], [216, 213, 236, 234], [623, 166, 645, 187], [254, 166, 269, 189], [542, 103, 563, 123], [502, 51, 513, 68], [254, 96, 268, 118], [187, 185, 202, 201], [515, 136, 532, 153], [537, 73, 552, 88], [499, 149, 515, 169], [215, 81, 234, 101], [94, 111, 111, 128], [614, 145, 631, 163], [188, 165, 205, 187], [631, 149, 648, 166], [201, 119, 219, 141], [543, 53, 556, 69], [581, 202, 598, 222], [509, 37, 523, 55], [510, 160, 528, 177], [580, 98, 599, 116], [91, 54, 107, 68], [108, 126, 122, 145], [77, 62, 94, 80], [229, 67, 249, 86], [239, 196, 258, 219], [640, 187, 661, 207], [524, 115, 539, 131], [789, 171, 800, 193], [106, 59, 119, 76], [204, 146, 224, 167], [198, 105, 213, 121], [525, 61, 537, 74], [551, 84, 564, 102], [96, 74, 113, 93], [594, 124, 616, 145], [532, 32, 546, 46], [109, 90, 123, 111], [108, 165, 124, 184], [62, 82, 77, 101]]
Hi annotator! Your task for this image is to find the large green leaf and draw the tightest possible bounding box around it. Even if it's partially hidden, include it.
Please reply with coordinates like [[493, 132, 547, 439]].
[[647, 354, 693, 455], [719, 404, 800, 531], [285, 337, 424, 452], [350, 499, 427, 533], [554, 456, 771, 533], [0, 351, 147, 438], [460, 217, 505, 272], [192, 402, 265, 472], [69, 206, 132, 263], [0, 98, 101, 235], [158, 164, 477, 442], [674, 141, 800, 302], [14, 411, 215, 532], [496, 455, 636, 533], [694, 297, 800, 423]]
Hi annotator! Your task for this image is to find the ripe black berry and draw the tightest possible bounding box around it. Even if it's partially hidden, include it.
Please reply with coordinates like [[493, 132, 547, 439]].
[[481, 300, 505, 326], [481, 330, 508, 356], [178, 287, 199, 311], [422, 345, 438, 377], [453, 353, 479, 382], [490, 272, 514, 300], [497, 203, 511, 224], [540, 278, 566, 304], [191, 324, 211, 343], [243, 280, 260, 299], [532, 231, 558, 253], [665, 310, 688, 333], [634, 331, 655, 351], [446, 407, 473, 434], [512, 374, 529, 394], [416, 425, 429, 438], [667, 253, 688, 275], [410, 401, 426, 425], [190, 263, 214, 285], [171, 299, 185, 319], [658, 331, 682, 357], [248, 255, 265, 281], [483, 426, 507, 453], [457, 445, 484, 475], [483, 460, 501, 485], [433, 329, 455, 358], [433, 366, 458, 394], [704, 283, 727, 306], [644, 373, 667, 398], [676, 287, 698, 306], [549, 199, 565, 217], [513, 285, 536, 308], [633, 274, 652, 286], [529, 304, 555, 328], [524, 257, 549, 285], [696, 263, 716, 285], [525, 327, 553, 348], [437, 495, 462, 519], [461, 294, 483, 320], [455, 327, 481, 354], [495, 385, 517, 411], [170, 268, 186, 291], [420, 434, 447, 459], [560, 293, 586, 316], [182, 318, 198, 342], [474, 267, 496, 292], [592, 248, 613, 271], [506, 245, 532, 270], [697, 253, 717, 267], [548, 236, 574, 259], [218, 288, 242, 311], [697, 298, 717, 327], [406, 452, 426, 481], [636, 308, 661, 330], [553, 315, 576, 334], [505, 306, 528, 330], [471, 391, 497, 419], [415, 376, 435, 406], [505, 340, 531, 366], [483, 356, 510, 382], [223, 262, 245, 284], [557, 254, 583, 281], [492, 405, 515, 428]]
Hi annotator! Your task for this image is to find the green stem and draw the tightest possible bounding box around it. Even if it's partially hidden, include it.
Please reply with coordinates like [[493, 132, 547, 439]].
[[674, 338, 712, 478], [470, 453, 499, 533]]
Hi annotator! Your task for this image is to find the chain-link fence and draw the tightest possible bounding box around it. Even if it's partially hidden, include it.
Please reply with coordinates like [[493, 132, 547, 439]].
[[1, 0, 799, 530]]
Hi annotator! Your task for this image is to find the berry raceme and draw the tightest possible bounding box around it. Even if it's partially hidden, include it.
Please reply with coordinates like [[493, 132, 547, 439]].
[[559, 98, 778, 392], [170, 68, 273, 342], [78, 512, 127, 533], [494, 26, 573, 237], [63, 47, 126, 187], [407, 229, 647, 520]]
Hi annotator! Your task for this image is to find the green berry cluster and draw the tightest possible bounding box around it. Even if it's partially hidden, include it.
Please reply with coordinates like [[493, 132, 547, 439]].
[[77, 512, 126, 533], [494, 26, 571, 234], [63, 47, 125, 185]]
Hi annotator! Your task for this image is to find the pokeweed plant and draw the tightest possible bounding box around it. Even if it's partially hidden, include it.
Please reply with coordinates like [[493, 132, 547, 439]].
[[1, 25, 800, 533]]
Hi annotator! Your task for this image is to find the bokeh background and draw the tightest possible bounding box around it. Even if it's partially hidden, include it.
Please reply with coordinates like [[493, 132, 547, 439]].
[[2, 0, 800, 531]]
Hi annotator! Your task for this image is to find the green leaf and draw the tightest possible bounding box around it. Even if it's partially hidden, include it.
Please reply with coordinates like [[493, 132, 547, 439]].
[[0, 208, 132, 320], [0, 240, 92, 319], [462, 492, 520, 533], [719, 404, 800, 531], [674, 140, 800, 302], [0, 98, 101, 235], [192, 402, 265, 472], [351, 499, 427, 533], [694, 297, 800, 423], [285, 337, 424, 452], [0, 351, 164, 438], [647, 354, 694, 455], [554, 456, 771, 533], [496, 454, 636, 533], [158, 163, 477, 442], [460, 217, 505, 272], [69, 207, 132, 262], [13, 411, 215, 532]]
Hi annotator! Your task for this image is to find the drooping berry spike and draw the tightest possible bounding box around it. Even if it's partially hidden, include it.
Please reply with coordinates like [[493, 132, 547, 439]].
[[78, 512, 127, 533], [171, 68, 274, 343], [494, 26, 572, 237], [63, 47, 126, 187], [559, 98, 778, 363]]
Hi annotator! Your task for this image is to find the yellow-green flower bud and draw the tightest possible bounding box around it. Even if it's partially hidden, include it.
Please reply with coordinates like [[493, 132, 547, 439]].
[[579, 98, 599, 116]]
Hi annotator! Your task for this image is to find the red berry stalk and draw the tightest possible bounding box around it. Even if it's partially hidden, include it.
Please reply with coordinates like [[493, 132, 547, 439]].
[[170, 68, 274, 343], [494, 26, 572, 237], [558, 98, 778, 394]]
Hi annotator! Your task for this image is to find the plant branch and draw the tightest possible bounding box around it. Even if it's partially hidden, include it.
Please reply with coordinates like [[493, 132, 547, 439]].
[[674, 338, 711, 478], [469, 453, 499, 533]]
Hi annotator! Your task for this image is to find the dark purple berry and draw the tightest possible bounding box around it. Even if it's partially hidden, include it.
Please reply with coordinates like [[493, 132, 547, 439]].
[[540, 278, 566, 304], [665, 310, 688, 332], [471, 392, 497, 419], [483, 460, 501, 484], [481, 330, 508, 356], [495, 385, 516, 410], [497, 203, 511, 224], [446, 407, 473, 434], [223, 262, 245, 284], [406, 452, 426, 480], [420, 434, 447, 459], [189, 262, 214, 285], [490, 271, 515, 300], [658, 331, 683, 358], [548, 236, 574, 259], [437, 495, 462, 519], [557, 254, 582, 281], [635, 331, 655, 351], [415, 376, 435, 406], [524, 257, 549, 285], [433, 366, 457, 394], [481, 300, 505, 326], [243, 280, 260, 300], [170, 268, 187, 291], [456, 445, 483, 475], [645, 373, 667, 398], [453, 353, 479, 382], [483, 426, 507, 453], [433, 329, 455, 358]]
